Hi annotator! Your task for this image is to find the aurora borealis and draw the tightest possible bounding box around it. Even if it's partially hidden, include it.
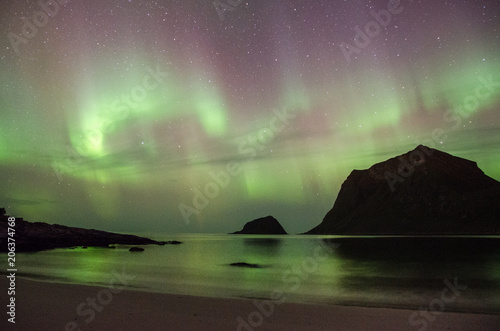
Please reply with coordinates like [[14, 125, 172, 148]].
[[0, 0, 499, 234]]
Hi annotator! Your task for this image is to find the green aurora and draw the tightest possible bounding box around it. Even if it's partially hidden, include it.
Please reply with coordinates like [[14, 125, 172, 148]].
[[0, 0, 499, 233]]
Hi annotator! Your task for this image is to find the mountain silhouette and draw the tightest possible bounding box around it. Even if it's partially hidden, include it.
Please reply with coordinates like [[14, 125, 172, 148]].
[[307, 145, 500, 234]]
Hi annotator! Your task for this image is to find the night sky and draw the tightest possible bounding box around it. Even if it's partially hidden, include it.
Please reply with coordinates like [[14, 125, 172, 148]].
[[1, 0, 499, 234]]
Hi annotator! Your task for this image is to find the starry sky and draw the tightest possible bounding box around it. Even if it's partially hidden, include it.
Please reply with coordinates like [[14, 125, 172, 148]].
[[0, 0, 499, 234]]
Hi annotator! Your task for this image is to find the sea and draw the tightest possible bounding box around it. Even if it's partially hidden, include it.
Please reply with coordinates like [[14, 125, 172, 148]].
[[11, 234, 500, 315]]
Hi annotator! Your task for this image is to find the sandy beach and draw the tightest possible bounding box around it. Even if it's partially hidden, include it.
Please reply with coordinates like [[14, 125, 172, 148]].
[[1, 277, 498, 331]]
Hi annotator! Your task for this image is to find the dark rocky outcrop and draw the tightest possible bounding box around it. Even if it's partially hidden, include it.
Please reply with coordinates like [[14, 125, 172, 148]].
[[307, 145, 500, 235], [129, 247, 145, 252], [160, 240, 183, 245], [231, 216, 287, 235], [229, 262, 262, 268], [0, 210, 164, 252]]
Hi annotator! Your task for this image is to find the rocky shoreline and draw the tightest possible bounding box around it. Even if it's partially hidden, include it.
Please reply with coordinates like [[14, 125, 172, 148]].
[[0, 208, 169, 252]]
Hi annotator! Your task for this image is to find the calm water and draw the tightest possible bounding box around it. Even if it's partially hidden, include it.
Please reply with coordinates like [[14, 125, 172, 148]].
[[10, 234, 500, 314]]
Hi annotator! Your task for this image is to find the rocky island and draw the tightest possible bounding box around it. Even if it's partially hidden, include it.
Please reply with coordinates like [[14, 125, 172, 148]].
[[231, 215, 288, 234], [307, 145, 500, 235], [0, 208, 167, 252]]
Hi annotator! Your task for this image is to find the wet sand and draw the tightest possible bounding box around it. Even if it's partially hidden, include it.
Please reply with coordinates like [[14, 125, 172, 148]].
[[2, 277, 499, 331]]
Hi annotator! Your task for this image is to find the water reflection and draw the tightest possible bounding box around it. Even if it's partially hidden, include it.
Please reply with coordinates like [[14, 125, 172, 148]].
[[11, 235, 500, 313], [331, 236, 500, 261], [321, 237, 500, 311], [243, 238, 282, 247]]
